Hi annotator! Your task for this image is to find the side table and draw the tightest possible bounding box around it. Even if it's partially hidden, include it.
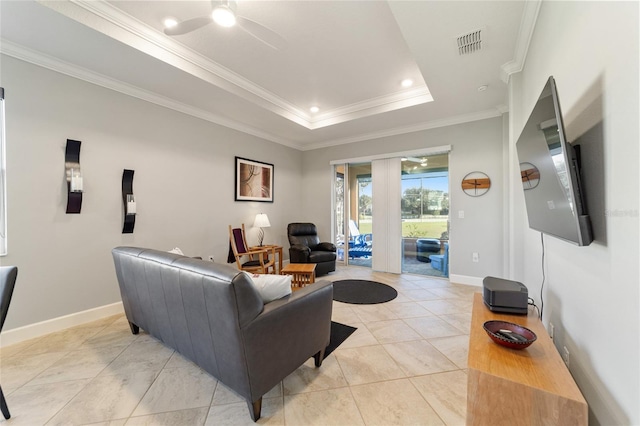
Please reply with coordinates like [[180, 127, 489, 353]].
[[250, 245, 283, 274], [281, 263, 316, 290]]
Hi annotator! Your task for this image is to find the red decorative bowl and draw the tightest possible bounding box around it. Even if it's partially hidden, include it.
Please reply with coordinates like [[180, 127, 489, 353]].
[[483, 320, 537, 349]]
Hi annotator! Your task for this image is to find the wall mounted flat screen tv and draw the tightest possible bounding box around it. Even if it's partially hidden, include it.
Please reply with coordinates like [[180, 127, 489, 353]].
[[515, 76, 593, 246]]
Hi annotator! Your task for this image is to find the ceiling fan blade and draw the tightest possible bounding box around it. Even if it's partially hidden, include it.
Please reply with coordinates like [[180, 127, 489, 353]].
[[237, 16, 287, 50], [164, 16, 212, 36]]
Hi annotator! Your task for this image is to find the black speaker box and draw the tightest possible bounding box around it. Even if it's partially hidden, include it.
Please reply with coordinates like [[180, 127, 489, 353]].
[[482, 276, 528, 315]]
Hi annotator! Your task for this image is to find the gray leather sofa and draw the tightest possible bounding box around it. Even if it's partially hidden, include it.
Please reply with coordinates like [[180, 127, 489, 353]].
[[112, 247, 333, 421]]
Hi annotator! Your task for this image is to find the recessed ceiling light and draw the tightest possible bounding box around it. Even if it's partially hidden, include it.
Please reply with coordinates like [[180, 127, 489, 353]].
[[163, 17, 178, 28], [401, 157, 408, 161], [401, 79, 414, 88], [310, 106, 319, 113], [212, 5, 237, 27], [478, 85, 488, 92]]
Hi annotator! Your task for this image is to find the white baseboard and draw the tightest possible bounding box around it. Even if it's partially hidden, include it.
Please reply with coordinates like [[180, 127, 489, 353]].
[[0, 302, 124, 348], [449, 274, 483, 287]]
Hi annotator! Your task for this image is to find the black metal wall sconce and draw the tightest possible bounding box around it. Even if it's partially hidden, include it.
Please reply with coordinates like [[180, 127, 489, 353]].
[[65, 139, 83, 214], [122, 169, 136, 233]]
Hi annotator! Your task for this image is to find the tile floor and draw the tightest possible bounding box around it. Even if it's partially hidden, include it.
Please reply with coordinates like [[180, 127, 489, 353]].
[[0, 265, 480, 425]]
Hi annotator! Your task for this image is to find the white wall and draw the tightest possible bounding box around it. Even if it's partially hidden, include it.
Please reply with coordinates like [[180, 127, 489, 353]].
[[0, 55, 303, 331], [509, 2, 639, 424], [301, 117, 505, 283]]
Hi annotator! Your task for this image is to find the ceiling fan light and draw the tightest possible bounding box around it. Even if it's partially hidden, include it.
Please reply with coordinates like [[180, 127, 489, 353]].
[[212, 6, 237, 27]]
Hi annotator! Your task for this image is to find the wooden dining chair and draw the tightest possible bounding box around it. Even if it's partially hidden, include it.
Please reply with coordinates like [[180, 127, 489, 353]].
[[229, 225, 275, 274]]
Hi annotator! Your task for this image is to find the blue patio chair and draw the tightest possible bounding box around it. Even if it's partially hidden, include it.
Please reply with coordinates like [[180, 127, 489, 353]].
[[347, 221, 372, 258], [429, 243, 449, 277]]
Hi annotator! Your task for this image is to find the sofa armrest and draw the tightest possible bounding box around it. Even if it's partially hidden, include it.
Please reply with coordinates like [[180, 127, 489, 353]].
[[289, 244, 311, 263], [315, 242, 336, 252], [241, 281, 333, 399]]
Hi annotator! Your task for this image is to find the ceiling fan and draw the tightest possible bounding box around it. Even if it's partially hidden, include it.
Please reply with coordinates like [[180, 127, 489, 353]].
[[163, 0, 287, 50]]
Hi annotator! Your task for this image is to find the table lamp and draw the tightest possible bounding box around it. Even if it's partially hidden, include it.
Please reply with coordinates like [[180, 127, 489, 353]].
[[253, 213, 271, 246]]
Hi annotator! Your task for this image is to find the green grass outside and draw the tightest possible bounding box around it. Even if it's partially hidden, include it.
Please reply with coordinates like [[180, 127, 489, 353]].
[[357, 221, 448, 239]]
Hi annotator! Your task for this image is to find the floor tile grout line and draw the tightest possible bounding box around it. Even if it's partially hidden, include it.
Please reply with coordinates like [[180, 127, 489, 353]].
[[200, 367, 220, 424], [125, 342, 178, 421], [28, 342, 130, 388], [125, 404, 213, 422], [406, 374, 449, 425], [344, 377, 369, 425], [42, 328, 138, 425]]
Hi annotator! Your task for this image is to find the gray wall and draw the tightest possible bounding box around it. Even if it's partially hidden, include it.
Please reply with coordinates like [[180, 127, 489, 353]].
[[509, 2, 639, 424], [301, 117, 505, 281], [0, 55, 303, 330]]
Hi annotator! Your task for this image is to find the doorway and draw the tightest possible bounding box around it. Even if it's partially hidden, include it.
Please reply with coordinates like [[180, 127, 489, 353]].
[[331, 145, 451, 275]]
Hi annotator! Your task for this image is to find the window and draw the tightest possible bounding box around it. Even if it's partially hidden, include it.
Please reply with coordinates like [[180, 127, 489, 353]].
[[0, 87, 6, 255]]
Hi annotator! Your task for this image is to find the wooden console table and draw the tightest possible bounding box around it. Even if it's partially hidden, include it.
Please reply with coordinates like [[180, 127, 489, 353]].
[[467, 293, 587, 425]]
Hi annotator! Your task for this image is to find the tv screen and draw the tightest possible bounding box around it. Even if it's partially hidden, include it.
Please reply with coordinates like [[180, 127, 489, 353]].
[[515, 76, 593, 246]]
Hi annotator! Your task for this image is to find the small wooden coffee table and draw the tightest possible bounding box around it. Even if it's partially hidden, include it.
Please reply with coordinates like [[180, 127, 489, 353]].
[[281, 263, 316, 290]]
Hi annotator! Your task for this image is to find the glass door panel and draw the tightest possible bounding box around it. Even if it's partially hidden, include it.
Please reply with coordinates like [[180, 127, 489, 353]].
[[401, 154, 449, 276], [334, 165, 346, 263], [347, 163, 372, 268]]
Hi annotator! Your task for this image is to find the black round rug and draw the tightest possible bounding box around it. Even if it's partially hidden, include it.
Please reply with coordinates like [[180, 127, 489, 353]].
[[332, 280, 398, 304]]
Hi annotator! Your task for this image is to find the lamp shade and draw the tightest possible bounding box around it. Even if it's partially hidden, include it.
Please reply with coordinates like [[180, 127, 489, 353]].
[[254, 213, 271, 228]]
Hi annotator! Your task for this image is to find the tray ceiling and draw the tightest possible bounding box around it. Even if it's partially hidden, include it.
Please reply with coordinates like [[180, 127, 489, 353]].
[[0, 1, 533, 150]]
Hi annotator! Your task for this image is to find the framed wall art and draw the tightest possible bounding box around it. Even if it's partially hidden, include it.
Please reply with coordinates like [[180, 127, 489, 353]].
[[235, 157, 274, 202], [461, 171, 491, 197]]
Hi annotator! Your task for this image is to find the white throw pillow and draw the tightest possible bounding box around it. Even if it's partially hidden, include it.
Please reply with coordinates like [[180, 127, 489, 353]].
[[168, 247, 184, 255], [243, 272, 292, 303]]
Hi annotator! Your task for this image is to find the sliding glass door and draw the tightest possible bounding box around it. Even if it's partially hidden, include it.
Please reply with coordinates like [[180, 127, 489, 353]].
[[331, 146, 451, 276], [334, 165, 346, 263], [401, 154, 449, 276], [348, 163, 373, 268], [332, 163, 373, 268]]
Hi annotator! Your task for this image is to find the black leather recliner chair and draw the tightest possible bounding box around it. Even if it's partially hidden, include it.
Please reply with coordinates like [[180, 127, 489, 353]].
[[287, 223, 336, 276]]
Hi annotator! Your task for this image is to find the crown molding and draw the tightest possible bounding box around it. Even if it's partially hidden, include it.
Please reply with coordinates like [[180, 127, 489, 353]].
[[309, 86, 433, 129], [0, 40, 301, 149], [302, 108, 503, 151], [65, 0, 310, 126], [1, 39, 505, 154], [496, 104, 509, 114], [41, 0, 432, 129], [500, 0, 541, 83]]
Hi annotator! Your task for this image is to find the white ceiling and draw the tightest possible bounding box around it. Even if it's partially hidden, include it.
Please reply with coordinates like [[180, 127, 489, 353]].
[[0, 1, 536, 150]]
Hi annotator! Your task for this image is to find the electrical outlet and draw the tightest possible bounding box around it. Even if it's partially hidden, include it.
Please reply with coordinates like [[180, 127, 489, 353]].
[[563, 346, 570, 367], [549, 322, 555, 340], [208, 255, 215, 262], [458, 210, 465, 219], [472, 252, 479, 262]]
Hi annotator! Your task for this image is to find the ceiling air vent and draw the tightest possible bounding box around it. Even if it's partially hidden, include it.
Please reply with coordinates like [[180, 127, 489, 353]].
[[457, 29, 482, 55]]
